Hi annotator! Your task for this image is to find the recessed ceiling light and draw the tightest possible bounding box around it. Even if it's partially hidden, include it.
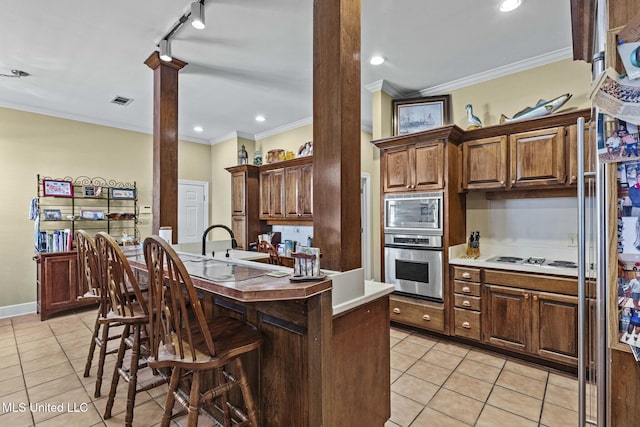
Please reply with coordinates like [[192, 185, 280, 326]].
[[499, 0, 522, 12], [370, 56, 385, 65], [255, 115, 266, 122], [194, 126, 204, 132]]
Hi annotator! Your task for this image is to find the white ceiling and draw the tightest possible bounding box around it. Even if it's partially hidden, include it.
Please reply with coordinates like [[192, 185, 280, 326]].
[[0, 0, 574, 144]]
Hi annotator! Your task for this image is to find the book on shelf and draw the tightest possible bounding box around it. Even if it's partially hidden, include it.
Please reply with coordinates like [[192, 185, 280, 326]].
[[38, 229, 73, 253]]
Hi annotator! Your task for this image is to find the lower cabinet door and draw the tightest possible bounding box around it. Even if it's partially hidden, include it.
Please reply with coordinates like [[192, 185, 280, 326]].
[[483, 284, 530, 352], [531, 291, 578, 366]]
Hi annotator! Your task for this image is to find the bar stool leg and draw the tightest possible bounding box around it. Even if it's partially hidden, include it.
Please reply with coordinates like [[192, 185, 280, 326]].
[[83, 309, 101, 378], [161, 366, 181, 427], [234, 358, 259, 427], [124, 324, 141, 427], [104, 324, 129, 419], [187, 370, 201, 427], [93, 321, 111, 397], [216, 367, 232, 426]]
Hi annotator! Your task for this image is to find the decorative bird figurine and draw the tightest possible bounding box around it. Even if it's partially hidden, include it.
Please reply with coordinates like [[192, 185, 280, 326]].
[[465, 104, 482, 130]]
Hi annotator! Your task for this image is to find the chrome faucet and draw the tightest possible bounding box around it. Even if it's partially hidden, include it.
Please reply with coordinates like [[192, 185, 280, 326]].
[[201, 224, 238, 257]]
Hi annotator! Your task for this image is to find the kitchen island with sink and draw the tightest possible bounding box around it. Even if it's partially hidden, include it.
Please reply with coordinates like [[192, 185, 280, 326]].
[[124, 246, 394, 427]]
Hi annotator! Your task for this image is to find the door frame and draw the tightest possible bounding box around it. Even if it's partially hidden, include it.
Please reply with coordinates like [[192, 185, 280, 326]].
[[361, 173, 372, 280], [178, 179, 209, 243]]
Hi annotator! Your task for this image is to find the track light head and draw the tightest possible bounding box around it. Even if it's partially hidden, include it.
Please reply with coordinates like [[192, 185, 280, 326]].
[[159, 39, 172, 62], [191, 1, 205, 30]]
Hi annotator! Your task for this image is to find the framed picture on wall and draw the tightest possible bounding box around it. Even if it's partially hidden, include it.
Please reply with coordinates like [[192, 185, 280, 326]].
[[42, 179, 73, 198], [111, 188, 136, 200], [393, 95, 451, 136], [83, 185, 102, 198]]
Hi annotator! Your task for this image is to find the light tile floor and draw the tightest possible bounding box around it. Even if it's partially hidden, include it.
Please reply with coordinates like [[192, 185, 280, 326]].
[[386, 326, 595, 427], [0, 310, 590, 426]]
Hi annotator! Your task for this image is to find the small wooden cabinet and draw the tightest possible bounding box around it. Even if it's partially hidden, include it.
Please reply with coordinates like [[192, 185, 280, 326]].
[[35, 251, 94, 320], [509, 127, 566, 188], [382, 141, 444, 193]]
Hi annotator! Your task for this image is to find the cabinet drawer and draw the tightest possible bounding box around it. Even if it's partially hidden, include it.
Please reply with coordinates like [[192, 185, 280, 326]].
[[454, 280, 481, 297], [454, 308, 481, 341], [454, 294, 481, 311], [390, 297, 445, 332], [452, 266, 481, 282]]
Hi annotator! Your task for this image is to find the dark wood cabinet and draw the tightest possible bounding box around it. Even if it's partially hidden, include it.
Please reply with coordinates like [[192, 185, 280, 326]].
[[509, 127, 566, 188], [284, 161, 313, 219], [226, 165, 268, 249], [382, 141, 444, 193], [259, 168, 285, 219], [452, 266, 482, 341], [460, 109, 592, 192], [35, 251, 94, 320], [461, 136, 508, 190], [482, 271, 578, 367]]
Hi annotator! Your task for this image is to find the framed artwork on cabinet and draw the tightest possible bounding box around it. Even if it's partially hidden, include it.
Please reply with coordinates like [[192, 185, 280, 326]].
[[42, 179, 73, 198], [393, 95, 450, 136], [42, 209, 62, 220]]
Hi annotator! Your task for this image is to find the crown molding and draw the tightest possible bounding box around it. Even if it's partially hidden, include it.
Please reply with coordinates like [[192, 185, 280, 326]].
[[254, 116, 313, 140], [419, 47, 573, 96], [364, 80, 404, 98], [211, 130, 256, 145], [0, 101, 211, 145]]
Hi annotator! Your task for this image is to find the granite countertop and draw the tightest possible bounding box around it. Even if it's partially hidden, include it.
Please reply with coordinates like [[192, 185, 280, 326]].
[[448, 243, 580, 278]]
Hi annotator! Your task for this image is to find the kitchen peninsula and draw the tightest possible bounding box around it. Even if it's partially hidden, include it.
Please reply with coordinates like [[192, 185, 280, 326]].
[[125, 247, 394, 427]]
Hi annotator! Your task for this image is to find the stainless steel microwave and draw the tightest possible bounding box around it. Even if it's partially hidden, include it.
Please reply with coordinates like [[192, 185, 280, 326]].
[[384, 192, 443, 235]]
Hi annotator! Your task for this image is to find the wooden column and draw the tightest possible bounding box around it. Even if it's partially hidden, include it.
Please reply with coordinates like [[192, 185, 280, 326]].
[[312, 0, 361, 272], [144, 52, 187, 242]]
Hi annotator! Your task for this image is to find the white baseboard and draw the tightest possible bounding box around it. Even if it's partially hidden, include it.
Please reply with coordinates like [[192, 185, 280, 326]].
[[0, 301, 37, 319]]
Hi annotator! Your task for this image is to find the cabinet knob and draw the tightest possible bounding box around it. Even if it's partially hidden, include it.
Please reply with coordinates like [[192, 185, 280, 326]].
[[462, 272, 471, 279], [462, 286, 471, 293], [462, 300, 471, 307], [571, 175, 577, 181], [533, 295, 538, 301], [500, 180, 505, 185], [524, 293, 529, 300], [411, 185, 416, 189], [462, 321, 471, 329], [422, 314, 431, 321], [511, 179, 516, 184], [406, 185, 411, 189], [393, 307, 401, 314]]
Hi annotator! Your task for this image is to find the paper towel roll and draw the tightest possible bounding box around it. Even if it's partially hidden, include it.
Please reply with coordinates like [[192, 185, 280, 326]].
[[159, 226, 172, 243]]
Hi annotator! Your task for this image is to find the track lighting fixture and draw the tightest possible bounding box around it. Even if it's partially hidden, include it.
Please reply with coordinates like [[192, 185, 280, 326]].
[[0, 69, 30, 78], [191, 1, 205, 30], [159, 39, 172, 62]]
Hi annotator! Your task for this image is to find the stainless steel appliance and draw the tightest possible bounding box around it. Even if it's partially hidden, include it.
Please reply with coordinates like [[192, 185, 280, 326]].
[[384, 233, 443, 302], [384, 192, 443, 235], [485, 256, 578, 269]]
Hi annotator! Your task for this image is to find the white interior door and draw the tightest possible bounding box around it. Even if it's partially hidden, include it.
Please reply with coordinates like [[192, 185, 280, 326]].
[[178, 180, 209, 244]]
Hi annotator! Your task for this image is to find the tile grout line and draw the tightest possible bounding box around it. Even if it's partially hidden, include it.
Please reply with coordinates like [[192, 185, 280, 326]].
[[10, 316, 36, 427]]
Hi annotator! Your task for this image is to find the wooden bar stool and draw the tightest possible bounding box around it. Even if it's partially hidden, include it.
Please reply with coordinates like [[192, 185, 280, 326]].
[[76, 230, 122, 398], [144, 235, 263, 427], [95, 232, 166, 427], [257, 240, 282, 265]]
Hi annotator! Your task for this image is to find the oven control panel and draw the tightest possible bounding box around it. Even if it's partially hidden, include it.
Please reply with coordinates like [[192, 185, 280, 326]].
[[384, 234, 442, 248]]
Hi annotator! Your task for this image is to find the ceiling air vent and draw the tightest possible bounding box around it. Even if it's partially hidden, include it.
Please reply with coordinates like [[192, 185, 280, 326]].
[[110, 96, 133, 106]]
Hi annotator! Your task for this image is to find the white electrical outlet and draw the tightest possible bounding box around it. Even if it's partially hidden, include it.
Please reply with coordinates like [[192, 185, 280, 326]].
[[568, 233, 578, 247]]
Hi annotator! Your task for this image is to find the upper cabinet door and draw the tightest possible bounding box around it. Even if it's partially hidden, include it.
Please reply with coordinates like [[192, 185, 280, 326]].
[[414, 142, 444, 191], [509, 127, 565, 188], [462, 136, 508, 190], [298, 163, 313, 218], [383, 146, 412, 193], [231, 171, 246, 216], [284, 167, 300, 218]]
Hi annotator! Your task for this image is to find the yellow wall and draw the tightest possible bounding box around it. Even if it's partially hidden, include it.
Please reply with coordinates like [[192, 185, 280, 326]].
[[449, 58, 591, 128], [0, 107, 211, 310], [0, 58, 593, 311]]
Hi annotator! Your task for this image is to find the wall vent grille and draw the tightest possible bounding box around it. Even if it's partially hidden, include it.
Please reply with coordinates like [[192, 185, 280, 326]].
[[110, 96, 133, 106]]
